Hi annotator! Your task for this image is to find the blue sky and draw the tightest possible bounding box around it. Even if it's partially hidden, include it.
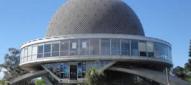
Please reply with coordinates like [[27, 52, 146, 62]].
[[0, 0, 190, 68]]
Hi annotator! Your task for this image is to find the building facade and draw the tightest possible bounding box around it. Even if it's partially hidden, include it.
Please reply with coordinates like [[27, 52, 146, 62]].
[[11, 0, 189, 85]]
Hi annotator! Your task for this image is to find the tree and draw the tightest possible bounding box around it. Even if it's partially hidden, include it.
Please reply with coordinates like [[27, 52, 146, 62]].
[[189, 40, 191, 57], [173, 66, 187, 80], [185, 40, 191, 71], [85, 68, 106, 85], [173, 41, 191, 83], [0, 48, 28, 80]]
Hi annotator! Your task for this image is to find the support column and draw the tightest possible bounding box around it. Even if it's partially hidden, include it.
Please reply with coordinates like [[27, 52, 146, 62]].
[[165, 68, 170, 85]]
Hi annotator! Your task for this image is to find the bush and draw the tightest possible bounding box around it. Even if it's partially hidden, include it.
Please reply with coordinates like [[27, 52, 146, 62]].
[[0, 80, 8, 85], [85, 68, 106, 85], [35, 79, 45, 85]]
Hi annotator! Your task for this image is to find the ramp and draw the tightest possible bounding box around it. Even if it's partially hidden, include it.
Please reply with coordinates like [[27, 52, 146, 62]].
[[9, 70, 48, 84], [109, 67, 190, 85]]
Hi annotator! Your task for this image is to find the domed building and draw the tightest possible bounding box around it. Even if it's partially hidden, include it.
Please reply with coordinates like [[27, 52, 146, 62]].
[[10, 0, 189, 85]]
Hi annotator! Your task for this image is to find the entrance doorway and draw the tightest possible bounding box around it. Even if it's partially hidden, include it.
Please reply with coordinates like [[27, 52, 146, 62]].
[[70, 65, 77, 80]]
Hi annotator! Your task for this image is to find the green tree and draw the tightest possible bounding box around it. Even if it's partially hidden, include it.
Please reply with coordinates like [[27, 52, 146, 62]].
[[173, 66, 187, 80], [0, 48, 28, 80], [85, 68, 106, 85], [173, 41, 191, 83], [189, 40, 191, 57], [185, 40, 191, 71], [185, 40, 191, 83]]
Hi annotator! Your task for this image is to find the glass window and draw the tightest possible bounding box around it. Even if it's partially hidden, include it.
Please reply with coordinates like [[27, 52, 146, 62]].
[[60, 40, 69, 56], [70, 40, 78, 55], [168, 47, 172, 61], [52, 43, 60, 56], [90, 39, 99, 55], [24, 47, 28, 58], [79, 39, 89, 55], [28, 46, 32, 56], [37, 45, 44, 58], [101, 39, 110, 55], [21, 49, 24, 58], [78, 62, 86, 78], [22, 48, 26, 62], [44, 44, 51, 57], [121, 39, 130, 56], [21, 49, 24, 62], [131, 40, 139, 56], [164, 45, 169, 60], [24, 57, 27, 62], [111, 39, 120, 55], [139, 41, 147, 56], [32, 45, 37, 60], [154, 43, 168, 60], [32, 45, 37, 56], [82, 41, 87, 48], [60, 64, 69, 78], [28, 46, 32, 61], [23, 47, 28, 62], [72, 42, 77, 49], [154, 43, 161, 59], [147, 42, 154, 57]]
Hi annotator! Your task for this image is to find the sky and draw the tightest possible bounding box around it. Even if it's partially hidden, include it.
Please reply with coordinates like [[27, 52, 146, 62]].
[[0, 0, 191, 72]]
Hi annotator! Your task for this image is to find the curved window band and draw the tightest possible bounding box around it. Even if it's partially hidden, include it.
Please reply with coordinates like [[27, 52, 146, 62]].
[[21, 38, 172, 63]]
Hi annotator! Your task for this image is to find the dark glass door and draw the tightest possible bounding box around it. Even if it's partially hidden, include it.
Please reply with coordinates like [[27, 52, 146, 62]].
[[70, 65, 77, 80]]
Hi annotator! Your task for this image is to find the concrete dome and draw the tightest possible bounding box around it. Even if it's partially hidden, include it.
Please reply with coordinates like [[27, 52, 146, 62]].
[[46, 0, 145, 37]]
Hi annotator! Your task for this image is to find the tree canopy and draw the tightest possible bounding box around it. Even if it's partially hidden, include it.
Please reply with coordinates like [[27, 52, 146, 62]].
[[173, 40, 191, 83], [0, 48, 28, 80]]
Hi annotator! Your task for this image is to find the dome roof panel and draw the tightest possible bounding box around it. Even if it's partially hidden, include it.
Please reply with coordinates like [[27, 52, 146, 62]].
[[46, 0, 145, 37]]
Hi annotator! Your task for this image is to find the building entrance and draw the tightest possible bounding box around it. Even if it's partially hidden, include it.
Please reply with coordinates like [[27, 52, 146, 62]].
[[70, 65, 77, 80]]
